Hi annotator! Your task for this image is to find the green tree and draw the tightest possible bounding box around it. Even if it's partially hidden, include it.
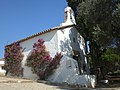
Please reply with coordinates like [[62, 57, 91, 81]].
[[112, 3, 120, 47], [67, 0, 120, 76], [98, 48, 120, 78]]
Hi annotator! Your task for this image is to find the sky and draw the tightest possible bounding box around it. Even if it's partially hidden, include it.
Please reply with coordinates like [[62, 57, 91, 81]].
[[0, 0, 67, 58]]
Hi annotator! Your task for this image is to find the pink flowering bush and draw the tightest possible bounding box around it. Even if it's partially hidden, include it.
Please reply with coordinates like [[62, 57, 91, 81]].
[[26, 39, 52, 79], [4, 42, 24, 76], [45, 52, 63, 79], [26, 39, 63, 80]]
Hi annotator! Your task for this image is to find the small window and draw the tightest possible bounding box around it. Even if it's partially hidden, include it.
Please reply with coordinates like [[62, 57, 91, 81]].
[[73, 37, 76, 43], [65, 11, 67, 22], [70, 10, 72, 19]]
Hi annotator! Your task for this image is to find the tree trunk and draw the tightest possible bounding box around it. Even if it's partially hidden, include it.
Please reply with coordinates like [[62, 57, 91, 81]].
[[89, 40, 101, 82]]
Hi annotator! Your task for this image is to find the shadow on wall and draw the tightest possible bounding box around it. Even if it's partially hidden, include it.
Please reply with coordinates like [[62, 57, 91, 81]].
[[60, 38, 72, 56], [59, 27, 82, 57], [70, 28, 89, 73], [59, 28, 89, 74]]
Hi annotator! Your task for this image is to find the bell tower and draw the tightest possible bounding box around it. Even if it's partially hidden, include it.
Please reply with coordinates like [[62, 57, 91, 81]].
[[61, 6, 76, 26]]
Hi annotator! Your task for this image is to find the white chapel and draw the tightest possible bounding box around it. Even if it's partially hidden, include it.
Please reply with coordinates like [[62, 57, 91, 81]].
[[5, 6, 96, 88]]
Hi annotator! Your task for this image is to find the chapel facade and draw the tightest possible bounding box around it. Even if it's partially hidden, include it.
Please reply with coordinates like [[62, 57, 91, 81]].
[[5, 6, 89, 79]]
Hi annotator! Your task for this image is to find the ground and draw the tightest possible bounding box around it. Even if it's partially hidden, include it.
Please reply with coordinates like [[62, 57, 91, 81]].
[[0, 76, 120, 90]]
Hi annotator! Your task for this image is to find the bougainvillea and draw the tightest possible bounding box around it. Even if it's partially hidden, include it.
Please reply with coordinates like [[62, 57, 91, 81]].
[[26, 39, 63, 80], [45, 52, 63, 79], [26, 39, 52, 79], [4, 42, 24, 76]]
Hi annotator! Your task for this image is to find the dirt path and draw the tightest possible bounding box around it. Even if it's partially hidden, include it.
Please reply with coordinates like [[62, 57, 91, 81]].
[[0, 76, 120, 90]]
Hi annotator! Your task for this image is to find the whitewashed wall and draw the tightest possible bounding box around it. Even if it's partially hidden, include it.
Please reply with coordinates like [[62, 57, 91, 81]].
[[48, 56, 96, 88], [57, 26, 89, 74], [57, 26, 81, 55], [0, 60, 4, 65], [20, 30, 58, 57], [20, 30, 58, 79], [0, 60, 6, 75]]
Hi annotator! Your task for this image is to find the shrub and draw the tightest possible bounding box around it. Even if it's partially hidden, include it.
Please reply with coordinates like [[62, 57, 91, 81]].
[[45, 52, 63, 79], [26, 39, 52, 79], [4, 42, 24, 76], [26, 39, 63, 80], [98, 48, 120, 79]]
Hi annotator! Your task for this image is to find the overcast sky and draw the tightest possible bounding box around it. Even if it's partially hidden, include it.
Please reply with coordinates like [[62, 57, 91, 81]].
[[0, 0, 67, 58]]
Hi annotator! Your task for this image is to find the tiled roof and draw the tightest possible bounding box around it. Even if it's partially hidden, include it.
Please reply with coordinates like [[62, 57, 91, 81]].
[[6, 24, 75, 46]]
